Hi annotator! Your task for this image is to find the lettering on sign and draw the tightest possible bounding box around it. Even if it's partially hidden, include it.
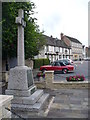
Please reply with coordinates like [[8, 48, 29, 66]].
[[27, 70, 34, 87]]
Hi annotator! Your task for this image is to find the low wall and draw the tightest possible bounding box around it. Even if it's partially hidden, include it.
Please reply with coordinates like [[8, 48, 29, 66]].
[[0, 72, 9, 94], [0, 71, 9, 82], [34, 81, 46, 89], [0, 71, 89, 89], [0, 95, 13, 119], [35, 71, 89, 89]]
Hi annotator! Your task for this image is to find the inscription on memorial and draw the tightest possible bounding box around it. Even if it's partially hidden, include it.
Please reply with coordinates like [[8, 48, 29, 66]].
[[27, 70, 34, 87]]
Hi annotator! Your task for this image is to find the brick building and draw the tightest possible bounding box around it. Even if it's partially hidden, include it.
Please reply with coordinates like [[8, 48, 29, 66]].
[[60, 33, 83, 60]]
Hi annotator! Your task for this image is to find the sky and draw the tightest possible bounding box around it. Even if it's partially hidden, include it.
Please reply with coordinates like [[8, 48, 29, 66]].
[[31, 0, 89, 47]]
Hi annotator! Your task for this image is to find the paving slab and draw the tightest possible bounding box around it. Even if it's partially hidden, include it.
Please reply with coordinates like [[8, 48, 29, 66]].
[[44, 88, 89, 118]]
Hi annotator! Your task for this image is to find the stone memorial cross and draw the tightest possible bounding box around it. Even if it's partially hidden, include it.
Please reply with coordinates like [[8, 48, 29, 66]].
[[6, 9, 49, 117], [16, 9, 26, 66]]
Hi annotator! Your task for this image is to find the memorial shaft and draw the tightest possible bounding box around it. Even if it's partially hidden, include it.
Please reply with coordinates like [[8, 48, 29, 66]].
[[17, 9, 25, 66]]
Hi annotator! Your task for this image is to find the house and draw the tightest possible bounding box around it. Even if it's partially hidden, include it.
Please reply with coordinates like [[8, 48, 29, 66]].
[[34, 35, 72, 62], [85, 46, 90, 58], [60, 33, 83, 60]]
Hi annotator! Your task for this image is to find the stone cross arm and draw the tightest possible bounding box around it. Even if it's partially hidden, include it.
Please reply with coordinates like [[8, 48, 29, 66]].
[[16, 17, 26, 28]]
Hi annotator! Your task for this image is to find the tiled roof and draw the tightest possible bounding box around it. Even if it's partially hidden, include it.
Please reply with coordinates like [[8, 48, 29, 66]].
[[56, 40, 70, 48], [65, 35, 82, 44], [43, 35, 71, 48]]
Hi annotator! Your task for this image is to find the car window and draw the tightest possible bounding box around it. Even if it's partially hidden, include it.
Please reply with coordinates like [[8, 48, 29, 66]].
[[54, 62, 60, 66], [51, 62, 54, 66], [59, 62, 66, 66]]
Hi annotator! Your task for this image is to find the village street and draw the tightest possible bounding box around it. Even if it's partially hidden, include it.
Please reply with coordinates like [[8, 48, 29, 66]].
[[33, 61, 89, 82], [54, 61, 89, 82]]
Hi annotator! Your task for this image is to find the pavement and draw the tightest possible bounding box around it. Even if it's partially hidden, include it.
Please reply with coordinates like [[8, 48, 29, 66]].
[[32, 61, 89, 118], [43, 88, 89, 118]]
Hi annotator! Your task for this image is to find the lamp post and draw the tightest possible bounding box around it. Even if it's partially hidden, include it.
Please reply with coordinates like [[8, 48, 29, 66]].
[[56, 51, 59, 60]]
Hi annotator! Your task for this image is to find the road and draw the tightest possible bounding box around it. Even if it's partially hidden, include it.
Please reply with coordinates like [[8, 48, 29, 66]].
[[54, 61, 89, 81]]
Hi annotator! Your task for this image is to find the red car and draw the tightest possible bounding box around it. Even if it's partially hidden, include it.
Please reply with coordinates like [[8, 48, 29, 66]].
[[40, 61, 74, 74]]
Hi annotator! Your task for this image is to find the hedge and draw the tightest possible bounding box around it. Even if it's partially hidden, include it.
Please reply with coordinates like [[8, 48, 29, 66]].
[[33, 58, 50, 69]]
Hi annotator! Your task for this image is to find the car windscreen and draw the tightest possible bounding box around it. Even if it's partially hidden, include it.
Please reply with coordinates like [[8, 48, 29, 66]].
[[59, 62, 66, 66]]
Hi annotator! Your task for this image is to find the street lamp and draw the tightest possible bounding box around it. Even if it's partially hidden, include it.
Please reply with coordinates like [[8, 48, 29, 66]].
[[56, 51, 59, 60]]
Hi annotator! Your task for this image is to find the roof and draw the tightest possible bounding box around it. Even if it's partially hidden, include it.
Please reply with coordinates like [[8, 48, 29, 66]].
[[65, 36, 82, 44], [43, 35, 56, 46], [56, 40, 70, 48], [43, 35, 71, 49]]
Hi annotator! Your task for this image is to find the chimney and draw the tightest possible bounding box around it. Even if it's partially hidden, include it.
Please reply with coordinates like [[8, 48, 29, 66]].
[[50, 35, 53, 38], [60, 33, 64, 40]]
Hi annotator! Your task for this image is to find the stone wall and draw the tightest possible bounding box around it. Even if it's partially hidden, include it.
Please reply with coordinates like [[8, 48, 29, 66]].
[[2, 71, 9, 82], [2, 58, 33, 72], [35, 71, 89, 89]]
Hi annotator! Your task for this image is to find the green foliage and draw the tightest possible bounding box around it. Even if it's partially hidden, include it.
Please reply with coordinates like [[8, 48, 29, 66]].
[[2, 2, 46, 60], [33, 58, 50, 69], [43, 58, 50, 65]]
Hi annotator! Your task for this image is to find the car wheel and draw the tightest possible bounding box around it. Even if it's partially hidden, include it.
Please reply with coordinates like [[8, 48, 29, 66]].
[[62, 69, 68, 74]]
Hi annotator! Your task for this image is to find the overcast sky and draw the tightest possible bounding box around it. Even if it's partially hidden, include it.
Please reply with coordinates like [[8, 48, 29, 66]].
[[31, 0, 89, 47]]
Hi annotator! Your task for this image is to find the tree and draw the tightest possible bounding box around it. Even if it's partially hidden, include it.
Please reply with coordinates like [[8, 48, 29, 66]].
[[2, 2, 46, 60]]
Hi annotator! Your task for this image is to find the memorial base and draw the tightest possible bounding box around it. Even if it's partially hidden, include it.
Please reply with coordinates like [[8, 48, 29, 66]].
[[6, 66, 49, 118], [11, 90, 49, 118]]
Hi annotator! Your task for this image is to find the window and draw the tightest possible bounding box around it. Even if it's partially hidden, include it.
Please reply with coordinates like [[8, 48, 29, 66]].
[[46, 46, 49, 52], [59, 55, 61, 59], [54, 62, 60, 66], [60, 62, 66, 66], [62, 48, 64, 53], [65, 49, 67, 54]]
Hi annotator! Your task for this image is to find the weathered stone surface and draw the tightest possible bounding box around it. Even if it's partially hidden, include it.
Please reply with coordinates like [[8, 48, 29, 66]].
[[16, 9, 26, 66], [5, 9, 49, 118], [11, 93, 49, 112], [11, 89, 44, 105], [0, 95, 13, 119], [6, 85, 36, 97], [7, 66, 34, 90]]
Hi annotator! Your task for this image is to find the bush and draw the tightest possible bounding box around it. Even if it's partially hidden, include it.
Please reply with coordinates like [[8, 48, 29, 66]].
[[33, 58, 50, 69]]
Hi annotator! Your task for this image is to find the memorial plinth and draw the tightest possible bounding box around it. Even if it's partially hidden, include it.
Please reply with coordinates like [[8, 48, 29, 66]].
[[6, 66, 36, 97], [5, 9, 49, 118]]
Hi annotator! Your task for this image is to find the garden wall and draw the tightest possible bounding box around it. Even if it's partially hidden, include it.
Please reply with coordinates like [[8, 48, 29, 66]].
[[35, 71, 89, 89]]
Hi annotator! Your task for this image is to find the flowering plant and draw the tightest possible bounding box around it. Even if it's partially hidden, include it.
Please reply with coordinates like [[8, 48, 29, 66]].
[[66, 75, 85, 82], [37, 72, 45, 78]]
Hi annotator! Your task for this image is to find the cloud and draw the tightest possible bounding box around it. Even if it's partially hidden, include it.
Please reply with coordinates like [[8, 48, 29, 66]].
[[31, 0, 89, 46]]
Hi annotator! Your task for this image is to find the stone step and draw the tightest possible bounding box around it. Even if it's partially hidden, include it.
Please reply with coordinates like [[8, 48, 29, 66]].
[[24, 89, 44, 105], [12, 89, 44, 105], [33, 93, 49, 110], [11, 93, 49, 112]]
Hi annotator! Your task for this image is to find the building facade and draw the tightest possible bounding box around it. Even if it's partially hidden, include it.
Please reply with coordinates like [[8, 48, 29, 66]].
[[34, 35, 72, 62], [61, 33, 83, 60]]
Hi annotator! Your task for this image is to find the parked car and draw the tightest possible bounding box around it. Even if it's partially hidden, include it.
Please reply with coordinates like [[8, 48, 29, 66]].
[[40, 61, 75, 74], [84, 57, 90, 61], [58, 59, 73, 65]]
